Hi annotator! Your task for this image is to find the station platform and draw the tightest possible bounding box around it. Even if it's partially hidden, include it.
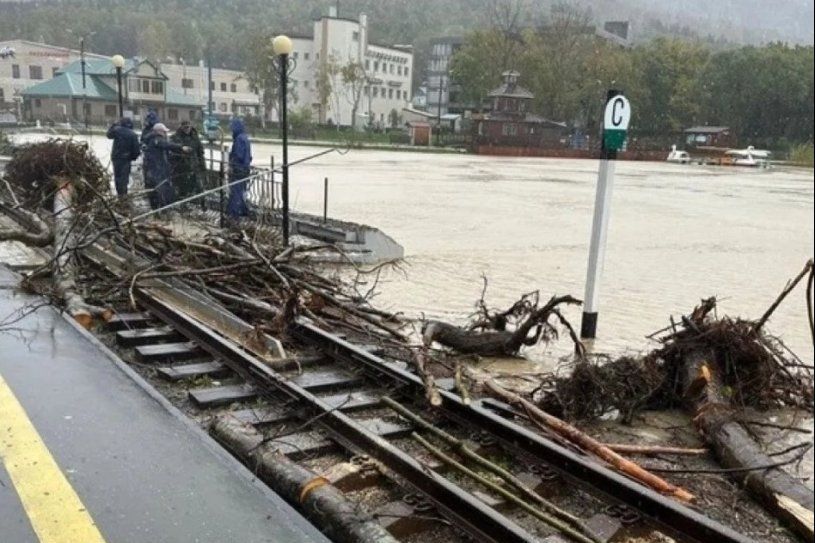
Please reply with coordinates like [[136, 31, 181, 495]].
[[0, 266, 329, 543]]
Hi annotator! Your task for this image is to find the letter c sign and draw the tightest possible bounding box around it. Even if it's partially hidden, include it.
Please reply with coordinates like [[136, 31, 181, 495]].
[[603, 95, 631, 131]]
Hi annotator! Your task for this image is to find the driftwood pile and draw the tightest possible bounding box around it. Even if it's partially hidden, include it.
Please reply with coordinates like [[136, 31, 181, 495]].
[[0, 140, 407, 345]]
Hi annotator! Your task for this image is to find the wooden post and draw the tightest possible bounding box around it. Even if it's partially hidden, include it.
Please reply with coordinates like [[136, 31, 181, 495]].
[[323, 177, 328, 222]]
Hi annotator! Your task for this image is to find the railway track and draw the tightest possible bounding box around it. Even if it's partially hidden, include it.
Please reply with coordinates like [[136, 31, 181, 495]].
[[74, 251, 753, 543], [0, 202, 756, 543]]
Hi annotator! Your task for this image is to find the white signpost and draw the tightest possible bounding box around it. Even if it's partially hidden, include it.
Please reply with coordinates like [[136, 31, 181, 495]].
[[580, 90, 631, 339]]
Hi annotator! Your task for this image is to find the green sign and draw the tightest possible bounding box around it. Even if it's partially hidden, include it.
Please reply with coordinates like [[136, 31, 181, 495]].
[[603, 129, 627, 152]]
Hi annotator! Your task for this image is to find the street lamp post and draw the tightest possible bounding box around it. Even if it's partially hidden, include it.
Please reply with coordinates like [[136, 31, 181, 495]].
[[272, 35, 293, 246], [111, 54, 125, 118]]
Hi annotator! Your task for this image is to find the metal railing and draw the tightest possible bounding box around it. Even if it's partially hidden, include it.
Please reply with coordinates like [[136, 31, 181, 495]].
[[201, 146, 282, 226]]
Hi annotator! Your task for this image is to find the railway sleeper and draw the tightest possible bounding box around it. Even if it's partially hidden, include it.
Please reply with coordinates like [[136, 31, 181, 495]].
[[105, 311, 155, 331], [116, 326, 185, 347], [135, 341, 205, 363]]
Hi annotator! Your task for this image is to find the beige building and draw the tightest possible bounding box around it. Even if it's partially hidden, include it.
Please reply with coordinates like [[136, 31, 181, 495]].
[[0, 39, 107, 117], [286, 8, 414, 128], [159, 62, 260, 118], [22, 57, 201, 127]]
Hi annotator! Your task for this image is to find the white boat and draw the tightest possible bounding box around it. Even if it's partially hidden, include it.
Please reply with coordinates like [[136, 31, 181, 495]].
[[723, 146, 771, 168], [667, 144, 692, 164]]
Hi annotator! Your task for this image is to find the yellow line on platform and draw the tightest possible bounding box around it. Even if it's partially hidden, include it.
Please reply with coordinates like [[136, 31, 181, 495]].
[[0, 373, 107, 543]]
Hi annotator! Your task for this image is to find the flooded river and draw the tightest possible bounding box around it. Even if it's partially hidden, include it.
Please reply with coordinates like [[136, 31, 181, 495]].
[[11, 133, 815, 362]]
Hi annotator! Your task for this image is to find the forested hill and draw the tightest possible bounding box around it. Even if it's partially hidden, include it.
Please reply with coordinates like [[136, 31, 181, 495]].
[[1, 0, 812, 71]]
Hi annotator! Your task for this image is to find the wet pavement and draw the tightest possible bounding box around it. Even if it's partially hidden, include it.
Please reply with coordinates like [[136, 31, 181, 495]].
[[0, 265, 329, 543]]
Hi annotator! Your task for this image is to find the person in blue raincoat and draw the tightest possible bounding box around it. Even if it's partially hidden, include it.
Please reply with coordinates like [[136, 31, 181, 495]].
[[106, 117, 141, 197], [227, 118, 252, 219], [141, 109, 160, 144], [142, 123, 190, 210]]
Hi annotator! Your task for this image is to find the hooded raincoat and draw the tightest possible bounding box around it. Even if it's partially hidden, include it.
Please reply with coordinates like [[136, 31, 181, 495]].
[[141, 110, 160, 144], [106, 117, 141, 196], [142, 130, 184, 210], [227, 118, 252, 218]]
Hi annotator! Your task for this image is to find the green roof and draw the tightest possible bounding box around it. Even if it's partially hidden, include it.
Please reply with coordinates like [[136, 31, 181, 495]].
[[22, 73, 118, 100], [60, 57, 140, 76]]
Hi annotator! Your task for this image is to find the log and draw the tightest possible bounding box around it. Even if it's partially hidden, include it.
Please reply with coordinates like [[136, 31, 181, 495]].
[[413, 347, 441, 407], [483, 380, 695, 502], [605, 444, 708, 456], [210, 416, 398, 543], [422, 295, 582, 356], [682, 349, 814, 541]]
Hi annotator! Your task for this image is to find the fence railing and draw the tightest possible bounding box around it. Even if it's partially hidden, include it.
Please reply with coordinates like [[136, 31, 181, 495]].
[[201, 146, 282, 226]]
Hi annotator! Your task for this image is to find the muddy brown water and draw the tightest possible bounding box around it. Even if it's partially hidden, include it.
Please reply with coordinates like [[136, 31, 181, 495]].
[[12, 133, 814, 362]]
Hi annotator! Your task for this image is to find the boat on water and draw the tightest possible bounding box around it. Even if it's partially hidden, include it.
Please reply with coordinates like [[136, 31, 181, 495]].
[[666, 145, 692, 164], [721, 146, 772, 168]]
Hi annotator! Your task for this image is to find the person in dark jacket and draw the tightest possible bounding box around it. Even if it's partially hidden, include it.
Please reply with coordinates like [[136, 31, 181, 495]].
[[141, 109, 160, 144], [106, 117, 141, 197], [169, 120, 205, 199], [142, 123, 190, 210], [227, 117, 252, 219]]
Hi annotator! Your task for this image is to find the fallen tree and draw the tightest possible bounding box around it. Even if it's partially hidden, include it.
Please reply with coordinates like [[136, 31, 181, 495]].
[[533, 260, 815, 540], [422, 291, 583, 356]]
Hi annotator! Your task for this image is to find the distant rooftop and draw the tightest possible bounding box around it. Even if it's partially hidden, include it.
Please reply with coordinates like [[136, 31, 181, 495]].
[[685, 126, 730, 133]]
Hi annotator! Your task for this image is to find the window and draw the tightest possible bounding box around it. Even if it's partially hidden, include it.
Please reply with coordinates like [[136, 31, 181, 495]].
[[52, 67, 60, 77], [365, 59, 370, 69], [390, 64, 394, 74], [501, 123, 518, 136], [104, 104, 117, 117], [404, 67, 409, 78], [0, 88, 3, 102], [83, 102, 91, 115], [230, 83, 237, 92], [230, 102, 237, 113], [303, 80, 309, 88], [182, 78, 194, 89], [396, 90, 401, 100], [11, 64, 20, 79], [304, 52, 310, 60], [220, 82, 227, 91], [404, 91, 410, 101], [34, 98, 42, 108], [397, 66, 402, 76], [210, 81, 215, 91], [141, 79, 150, 93], [189, 109, 197, 120], [29, 65, 43, 80], [219, 102, 227, 112], [364, 86, 369, 96], [168, 108, 178, 120], [374, 61, 379, 72], [151, 80, 163, 94], [381, 87, 386, 97], [372, 87, 378, 97], [388, 88, 393, 99], [352, 31, 359, 41]]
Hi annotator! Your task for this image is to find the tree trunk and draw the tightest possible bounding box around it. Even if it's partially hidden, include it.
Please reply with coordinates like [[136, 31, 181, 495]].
[[682, 349, 814, 541], [211, 417, 398, 543]]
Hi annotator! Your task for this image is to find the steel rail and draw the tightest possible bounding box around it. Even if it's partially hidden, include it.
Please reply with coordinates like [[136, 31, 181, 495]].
[[134, 289, 540, 543], [291, 321, 755, 543]]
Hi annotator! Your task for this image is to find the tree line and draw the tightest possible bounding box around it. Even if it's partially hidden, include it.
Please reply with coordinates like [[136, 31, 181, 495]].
[[451, 6, 814, 149]]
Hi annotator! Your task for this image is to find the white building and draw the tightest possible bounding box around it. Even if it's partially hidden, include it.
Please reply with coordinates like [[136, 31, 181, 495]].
[[287, 8, 414, 128], [159, 62, 260, 118], [0, 39, 106, 117]]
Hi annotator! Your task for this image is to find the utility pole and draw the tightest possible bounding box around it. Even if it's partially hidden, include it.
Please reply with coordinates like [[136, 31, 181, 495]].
[[80, 37, 87, 128]]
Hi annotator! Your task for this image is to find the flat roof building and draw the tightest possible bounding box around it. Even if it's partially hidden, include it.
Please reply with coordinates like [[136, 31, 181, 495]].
[[285, 8, 414, 128]]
